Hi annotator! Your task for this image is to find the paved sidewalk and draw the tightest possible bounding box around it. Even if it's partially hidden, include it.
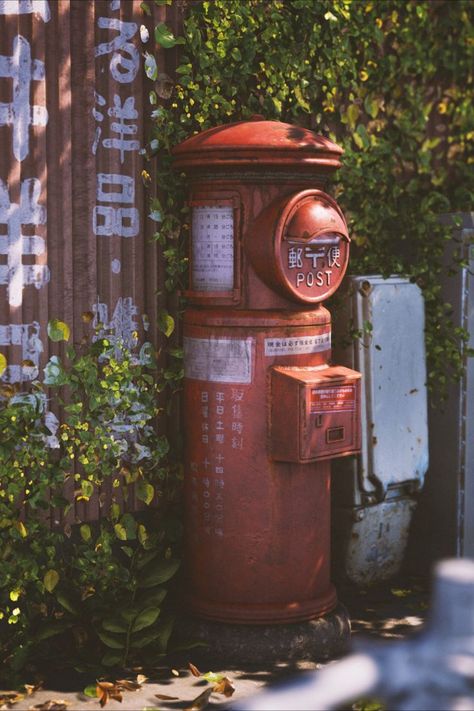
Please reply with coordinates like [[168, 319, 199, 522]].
[[8, 579, 429, 711]]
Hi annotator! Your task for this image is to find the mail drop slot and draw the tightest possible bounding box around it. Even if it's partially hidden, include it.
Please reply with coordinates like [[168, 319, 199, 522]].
[[270, 365, 361, 462]]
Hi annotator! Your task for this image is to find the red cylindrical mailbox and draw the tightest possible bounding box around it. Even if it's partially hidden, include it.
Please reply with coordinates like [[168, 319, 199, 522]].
[[173, 118, 361, 624]]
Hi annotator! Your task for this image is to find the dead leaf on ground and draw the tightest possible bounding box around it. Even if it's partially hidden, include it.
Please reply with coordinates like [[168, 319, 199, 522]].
[[213, 677, 235, 698], [115, 679, 141, 692], [0, 691, 25, 708], [24, 683, 43, 696], [156, 694, 180, 701], [184, 687, 213, 711], [28, 701, 69, 711], [188, 662, 201, 677], [171, 668, 180, 677], [96, 682, 122, 708], [136, 674, 148, 685]]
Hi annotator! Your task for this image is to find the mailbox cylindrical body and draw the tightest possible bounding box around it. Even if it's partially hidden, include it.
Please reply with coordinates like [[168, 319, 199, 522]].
[[183, 308, 336, 623], [173, 118, 362, 626]]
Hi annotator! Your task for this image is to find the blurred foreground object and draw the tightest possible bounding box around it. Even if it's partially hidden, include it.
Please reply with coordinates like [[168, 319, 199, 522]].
[[236, 559, 474, 711]]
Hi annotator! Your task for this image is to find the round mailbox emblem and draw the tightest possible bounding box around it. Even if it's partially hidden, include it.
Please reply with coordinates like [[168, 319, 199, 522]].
[[276, 190, 350, 303], [246, 188, 350, 304]]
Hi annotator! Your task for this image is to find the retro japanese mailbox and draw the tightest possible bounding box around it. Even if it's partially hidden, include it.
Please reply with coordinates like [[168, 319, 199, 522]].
[[173, 117, 361, 623]]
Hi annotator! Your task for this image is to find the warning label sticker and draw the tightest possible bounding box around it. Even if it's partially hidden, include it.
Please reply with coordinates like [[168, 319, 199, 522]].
[[264, 332, 331, 357], [184, 337, 253, 384], [311, 385, 356, 414]]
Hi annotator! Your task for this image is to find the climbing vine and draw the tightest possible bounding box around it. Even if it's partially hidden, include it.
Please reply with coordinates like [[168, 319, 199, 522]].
[[147, 0, 474, 393]]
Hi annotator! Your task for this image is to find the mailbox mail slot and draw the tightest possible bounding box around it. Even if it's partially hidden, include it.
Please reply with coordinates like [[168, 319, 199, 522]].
[[271, 365, 361, 462]]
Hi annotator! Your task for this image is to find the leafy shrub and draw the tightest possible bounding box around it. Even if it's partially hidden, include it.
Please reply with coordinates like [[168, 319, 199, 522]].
[[0, 322, 182, 685]]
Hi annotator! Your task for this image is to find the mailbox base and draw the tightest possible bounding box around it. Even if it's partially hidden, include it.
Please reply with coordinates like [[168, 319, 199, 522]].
[[176, 603, 350, 665], [186, 585, 337, 624]]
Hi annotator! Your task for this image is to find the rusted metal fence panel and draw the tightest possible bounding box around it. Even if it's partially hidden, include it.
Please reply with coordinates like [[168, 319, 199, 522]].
[[0, 0, 170, 520]]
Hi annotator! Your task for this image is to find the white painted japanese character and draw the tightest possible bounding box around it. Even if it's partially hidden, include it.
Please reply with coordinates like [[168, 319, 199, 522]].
[[95, 17, 139, 83], [0, 1, 50, 22], [92, 296, 139, 352], [0, 178, 49, 307], [0, 321, 43, 382], [93, 174, 139, 238], [0, 35, 48, 161], [92, 93, 139, 163]]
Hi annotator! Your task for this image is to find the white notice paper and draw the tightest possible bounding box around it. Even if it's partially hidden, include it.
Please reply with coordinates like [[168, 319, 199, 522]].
[[192, 206, 234, 291], [184, 337, 253, 383]]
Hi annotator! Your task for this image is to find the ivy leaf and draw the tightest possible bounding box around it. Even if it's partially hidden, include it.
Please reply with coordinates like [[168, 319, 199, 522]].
[[0, 353, 7, 377], [144, 53, 158, 81], [137, 481, 155, 506], [347, 104, 360, 129], [154, 22, 185, 48], [47, 319, 70, 342], [114, 523, 127, 541], [16, 521, 27, 538], [44, 569, 60, 593], [158, 310, 175, 337], [294, 86, 310, 112], [80, 480, 94, 500], [80, 524, 92, 542], [132, 607, 161, 632]]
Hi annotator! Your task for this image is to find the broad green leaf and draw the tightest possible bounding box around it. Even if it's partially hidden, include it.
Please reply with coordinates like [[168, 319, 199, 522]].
[[114, 523, 127, 541], [16, 521, 27, 538], [44, 569, 60, 593], [0, 353, 7, 377], [47, 319, 70, 342], [102, 618, 128, 634], [132, 607, 161, 633], [80, 524, 92, 542], [138, 558, 180, 588], [154, 22, 184, 48], [97, 630, 125, 649], [102, 651, 123, 667], [139, 588, 167, 609], [130, 629, 162, 648], [56, 593, 78, 615]]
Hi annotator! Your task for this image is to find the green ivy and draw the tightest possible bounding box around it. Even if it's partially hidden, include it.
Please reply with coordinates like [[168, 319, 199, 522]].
[[0, 322, 182, 686], [146, 0, 474, 393]]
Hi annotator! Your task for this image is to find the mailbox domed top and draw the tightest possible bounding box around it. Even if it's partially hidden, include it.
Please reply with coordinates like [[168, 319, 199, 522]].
[[172, 117, 343, 173]]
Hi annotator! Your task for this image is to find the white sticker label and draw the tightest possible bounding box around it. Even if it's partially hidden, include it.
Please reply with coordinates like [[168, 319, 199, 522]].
[[264, 332, 331, 356], [184, 337, 253, 383], [192, 206, 234, 292]]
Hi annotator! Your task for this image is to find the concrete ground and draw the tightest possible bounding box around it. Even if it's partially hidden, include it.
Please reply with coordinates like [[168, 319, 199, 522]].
[[7, 579, 429, 711]]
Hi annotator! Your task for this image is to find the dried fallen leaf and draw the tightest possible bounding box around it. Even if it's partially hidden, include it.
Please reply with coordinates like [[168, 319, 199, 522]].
[[184, 687, 213, 711], [188, 662, 201, 677], [213, 677, 235, 698], [115, 679, 141, 692], [155, 694, 180, 701], [24, 683, 42, 696], [171, 668, 180, 677], [29, 701, 69, 711], [0, 691, 24, 708], [136, 674, 148, 685], [96, 682, 122, 708]]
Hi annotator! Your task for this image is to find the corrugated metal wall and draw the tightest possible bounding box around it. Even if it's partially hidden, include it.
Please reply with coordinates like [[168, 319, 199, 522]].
[[0, 0, 174, 520]]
